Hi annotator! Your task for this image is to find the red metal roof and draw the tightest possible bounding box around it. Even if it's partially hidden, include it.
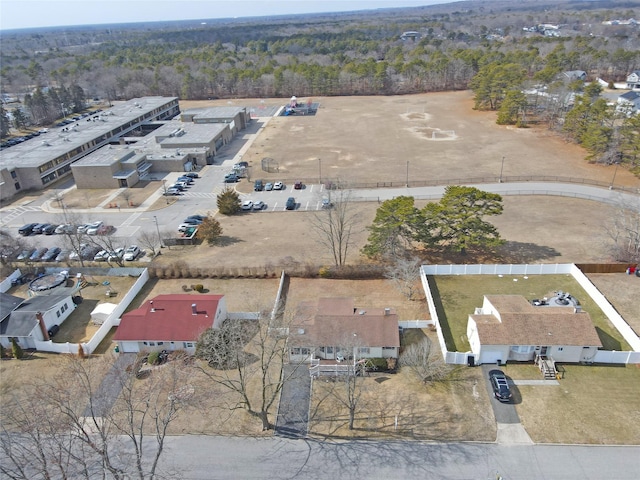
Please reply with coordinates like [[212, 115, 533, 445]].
[[114, 294, 223, 342]]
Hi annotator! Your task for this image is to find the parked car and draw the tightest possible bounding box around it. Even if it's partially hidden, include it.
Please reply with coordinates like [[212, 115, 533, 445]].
[[286, 197, 296, 210], [41, 247, 61, 262], [252, 201, 266, 210], [77, 224, 90, 234], [123, 245, 140, 261], [322, 198, 333, 209], [174, 181, 189, 189], [224, 174, 239, 183], [489, 370, 513, 403], [54, 224, 74, 234], [241, 200, 253, 211], [235, 161, 248, 169], [86, 221, 104, 235], [254, 179, 264, 191], [182, 218, 203, 225], [294, 181, 303, 190], [273, 181, 284, 190], [169, 183, 186, 191], [80, 245, 100, 260], [94, 250, 109, 262], [108, 247, 125, 262], [264, 182, 274, 191], [184, 172, 199, 179], [178, 223, 199, 233], [18, 223, 38, 236], [55, 249, 71, 262], [186, 214, 207, 222], [31, 223, 50, 234], [17, 249, 36, 261], [43, 224, 58, 235], [164, 188, 182, 196], [177, 176, 194, 184], [30, 248, 48, 261]]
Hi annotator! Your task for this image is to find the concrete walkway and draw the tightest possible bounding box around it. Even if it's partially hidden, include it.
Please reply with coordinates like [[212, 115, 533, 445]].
[[275, 364, 311, 438]]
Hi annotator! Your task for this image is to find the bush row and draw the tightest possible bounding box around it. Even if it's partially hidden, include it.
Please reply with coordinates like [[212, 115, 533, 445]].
[[147, 262, 385, 280]]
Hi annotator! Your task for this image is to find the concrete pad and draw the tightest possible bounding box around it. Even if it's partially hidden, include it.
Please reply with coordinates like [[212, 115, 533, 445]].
[[496, 422, 534, 445], [512, 379, 560, 386]]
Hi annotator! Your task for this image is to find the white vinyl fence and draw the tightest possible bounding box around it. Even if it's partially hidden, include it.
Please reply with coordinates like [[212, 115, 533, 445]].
[[421, 263, 640, 366], [0, 269, 21, 293]]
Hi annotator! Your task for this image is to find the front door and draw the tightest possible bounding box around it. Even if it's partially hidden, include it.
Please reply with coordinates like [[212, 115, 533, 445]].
[[540, 346, 548, 355]]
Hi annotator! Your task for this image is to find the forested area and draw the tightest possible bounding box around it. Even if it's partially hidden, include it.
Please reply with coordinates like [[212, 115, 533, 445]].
[[1, 1, 639, 168]]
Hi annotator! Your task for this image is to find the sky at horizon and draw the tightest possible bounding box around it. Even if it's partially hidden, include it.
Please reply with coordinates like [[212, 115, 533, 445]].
[[0, 0, 452, 31]]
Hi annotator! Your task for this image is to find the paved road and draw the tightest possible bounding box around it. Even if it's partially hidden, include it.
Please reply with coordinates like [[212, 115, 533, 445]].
[[156, 435, 640, 479]]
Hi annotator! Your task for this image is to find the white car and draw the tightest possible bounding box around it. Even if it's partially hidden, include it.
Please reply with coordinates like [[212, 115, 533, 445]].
[[253, 201, 266, 210], [178, 223, 198, 233], [241, 200, 253, 211], [273, 181, 284, 190], [94, 250, 109, 262], [108, 247, 125, 262], [86, 221, 105, 235], [123, 245, 140, 261]]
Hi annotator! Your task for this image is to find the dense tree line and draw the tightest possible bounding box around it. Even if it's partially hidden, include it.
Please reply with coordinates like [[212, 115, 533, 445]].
[[1, 2, 638, 103]]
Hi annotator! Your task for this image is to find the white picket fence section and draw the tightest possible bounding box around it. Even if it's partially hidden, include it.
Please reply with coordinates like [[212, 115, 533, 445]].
[[33, 268, 150, 355], [0, 269, 22, 293], [398, 320, 434, 329], [421, 263, 640, 366]]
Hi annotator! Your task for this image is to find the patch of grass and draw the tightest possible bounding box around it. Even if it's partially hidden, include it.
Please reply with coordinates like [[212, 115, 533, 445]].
[[431, 274, 631, 352], [514, 364, 640, 444]]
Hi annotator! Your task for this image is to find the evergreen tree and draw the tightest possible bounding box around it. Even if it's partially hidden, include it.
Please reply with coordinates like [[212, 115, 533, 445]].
[[11, 338, 24, 359], [0, 105, 10, 138], [497, 90, 527, 126], [216, 188, 241, 215], [11, 107, 28, 130]]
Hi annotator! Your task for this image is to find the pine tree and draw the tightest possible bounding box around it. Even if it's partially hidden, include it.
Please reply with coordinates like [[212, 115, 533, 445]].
[[216, 188, 241, 215], [11, 338, 24, 360]]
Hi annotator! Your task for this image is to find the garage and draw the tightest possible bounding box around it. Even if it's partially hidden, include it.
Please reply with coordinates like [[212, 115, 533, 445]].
[[479, 348, 507, 365]]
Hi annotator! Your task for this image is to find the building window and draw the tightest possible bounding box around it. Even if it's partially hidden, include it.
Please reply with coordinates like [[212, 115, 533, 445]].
[[183, 342, 194, 348], [557, 347, 564, 351], [14, 182, 21, 190], [157, 342, 164, 345], [56, 310, 61, 317], [10, 171, 17, 179], [383, 346, 395, 351], [290, 348, 310, 355], [358, 347, 370, 355], [149, 342, 156, 346]]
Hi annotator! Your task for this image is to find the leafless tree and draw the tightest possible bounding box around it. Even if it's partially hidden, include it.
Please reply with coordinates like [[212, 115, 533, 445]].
[[195, 310, 299, 431], [0, 355, 192, 479], [384, 256, 422, 300], [137, 229, 162, 257], [307, 186, 361, 266], [603, 195, 640, 263], [399, 336, 452, 384]]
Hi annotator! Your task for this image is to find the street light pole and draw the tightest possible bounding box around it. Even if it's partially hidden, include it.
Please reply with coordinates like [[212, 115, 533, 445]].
[[318, 158, 322, 185], [610, 162, 619, 190], [499, 156, 505, 183], [153, 216, 164, 248]]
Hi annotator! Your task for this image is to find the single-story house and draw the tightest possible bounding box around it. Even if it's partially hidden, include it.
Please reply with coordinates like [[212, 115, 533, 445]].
[[289, 297, 400, 363], [466, 294, 602, 365], [0, 293, 75, 349], [561, 70, 587, 82], [616, 91, 640, 116], [113, 294, 227, 354], [626, 70, 640, 90]]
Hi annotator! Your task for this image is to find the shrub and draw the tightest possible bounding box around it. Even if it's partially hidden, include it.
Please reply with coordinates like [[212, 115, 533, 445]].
[[11, 338, 23, 360], [147, 351, 160, 365], [193, 284, 204, 293], [319, 266, 331, 278]]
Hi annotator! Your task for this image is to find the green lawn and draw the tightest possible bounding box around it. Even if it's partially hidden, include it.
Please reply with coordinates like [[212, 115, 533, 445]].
[[429, 274, 631, 352]]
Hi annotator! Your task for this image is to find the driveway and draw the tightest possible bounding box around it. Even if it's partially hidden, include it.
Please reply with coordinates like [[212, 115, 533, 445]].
[[275, 364, 311, 438], [82, 352, 136, 417], [480, 364, 533, 445]]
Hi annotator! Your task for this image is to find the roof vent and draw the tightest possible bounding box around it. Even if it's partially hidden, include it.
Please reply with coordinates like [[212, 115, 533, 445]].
[[384, 307, 391, 316], [359, 310, 366, 315], [192, 303, 197, 316], [150, 300, 155, 313], [298, 328, 305, 335]]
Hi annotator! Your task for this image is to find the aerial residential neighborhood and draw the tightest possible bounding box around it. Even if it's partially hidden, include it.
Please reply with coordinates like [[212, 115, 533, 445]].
[[1, 0, 639, 478]]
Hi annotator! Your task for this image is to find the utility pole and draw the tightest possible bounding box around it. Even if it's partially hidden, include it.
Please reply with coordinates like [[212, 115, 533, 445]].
[[499, 156, 505, 183], [318, 158, 322, 185], [406, 160, 409, 187], [609, 162, 619, 190], [162, 179, 169, 204], [153, 216, 164, 248]]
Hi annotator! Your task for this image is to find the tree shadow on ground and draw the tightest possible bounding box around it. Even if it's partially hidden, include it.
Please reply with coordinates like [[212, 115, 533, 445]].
[[213, 236, 244, 247], [496, 241, 561, 263]]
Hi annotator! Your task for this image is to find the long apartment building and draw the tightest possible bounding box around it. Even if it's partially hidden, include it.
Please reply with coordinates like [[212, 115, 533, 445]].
[[0, 97, 180, 201]]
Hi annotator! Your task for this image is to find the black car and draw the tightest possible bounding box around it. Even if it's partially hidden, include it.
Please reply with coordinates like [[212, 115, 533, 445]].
[[186, 214, 207, 222], [285, 197, 296, 210], [224, 174, 239, 183], [184, 172, 199, 179], [43, 224, 58, 235], [254, 179, 264, 191], [18, 223, 38, 236], [31, 223, 50, 234], [489, 369, 513, 403]]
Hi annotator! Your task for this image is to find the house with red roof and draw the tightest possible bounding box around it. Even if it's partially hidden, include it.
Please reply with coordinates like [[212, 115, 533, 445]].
[[114, 294, 227, 354]]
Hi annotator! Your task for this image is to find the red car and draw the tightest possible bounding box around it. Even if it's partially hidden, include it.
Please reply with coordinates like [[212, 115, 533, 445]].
[[294, 181, 303, 189]]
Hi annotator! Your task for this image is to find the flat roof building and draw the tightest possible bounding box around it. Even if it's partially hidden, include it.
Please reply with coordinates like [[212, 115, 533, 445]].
[[0, 97, 179, 200]]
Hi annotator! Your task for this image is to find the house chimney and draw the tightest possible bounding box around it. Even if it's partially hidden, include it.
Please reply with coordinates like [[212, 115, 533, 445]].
[[36, 312, 50, 341], [192, 303, 197, 316], [384, 308, 391, 316], [150, 300, 155, 313]]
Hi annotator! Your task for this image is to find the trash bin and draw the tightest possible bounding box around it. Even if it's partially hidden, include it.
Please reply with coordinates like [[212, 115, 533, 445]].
[[114, 345, 119, 353]]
